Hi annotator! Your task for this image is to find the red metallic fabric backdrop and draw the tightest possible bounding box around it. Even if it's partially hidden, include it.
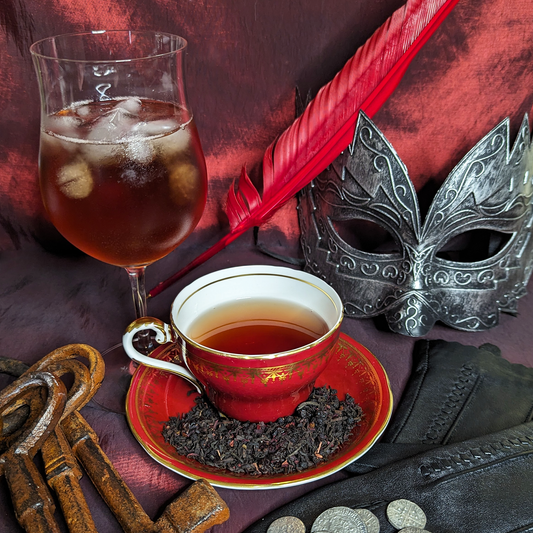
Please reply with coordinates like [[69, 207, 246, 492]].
[[1, 2, 533, 532], [2, 0, 531, 262]]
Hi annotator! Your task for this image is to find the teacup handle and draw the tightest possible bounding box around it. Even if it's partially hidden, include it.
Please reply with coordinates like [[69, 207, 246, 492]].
[[122, 317, 203, 394]]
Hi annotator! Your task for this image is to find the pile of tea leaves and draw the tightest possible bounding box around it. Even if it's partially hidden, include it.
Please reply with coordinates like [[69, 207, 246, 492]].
[[162, 386, 363, 476]]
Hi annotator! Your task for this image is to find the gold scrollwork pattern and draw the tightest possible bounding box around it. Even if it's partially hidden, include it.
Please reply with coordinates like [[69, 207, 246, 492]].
[[186, 347, 332, 386]]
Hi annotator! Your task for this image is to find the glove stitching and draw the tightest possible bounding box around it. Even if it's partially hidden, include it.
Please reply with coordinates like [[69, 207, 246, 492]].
[[420, 429, 533, 479], [441, 372, 483, 445], [421, 363, 477, 444]]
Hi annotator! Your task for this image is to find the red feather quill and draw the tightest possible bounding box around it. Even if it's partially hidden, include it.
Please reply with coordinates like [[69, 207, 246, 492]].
[[149, 0, 459, 298]]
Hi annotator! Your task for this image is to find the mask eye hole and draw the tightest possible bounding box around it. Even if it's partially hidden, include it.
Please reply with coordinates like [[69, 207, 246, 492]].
[[436, 229, 512, 263], [331, 218, 401, 254]]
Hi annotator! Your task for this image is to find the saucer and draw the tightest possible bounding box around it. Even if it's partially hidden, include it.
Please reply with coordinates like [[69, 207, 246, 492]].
[[126, 333, 392, 490]]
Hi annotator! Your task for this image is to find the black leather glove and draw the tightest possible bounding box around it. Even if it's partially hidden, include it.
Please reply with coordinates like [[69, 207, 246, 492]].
[[347, 339, 533, 474], [244, 421, 533, 532], [244, 340, 533, 532], [384, 340, 533, 444]]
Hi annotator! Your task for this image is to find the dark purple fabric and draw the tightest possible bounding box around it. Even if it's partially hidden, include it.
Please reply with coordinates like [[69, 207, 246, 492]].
[[1, 243, 533, 532]]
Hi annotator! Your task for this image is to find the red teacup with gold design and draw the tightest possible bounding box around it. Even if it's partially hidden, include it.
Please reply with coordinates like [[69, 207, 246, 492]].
[[123, 265, 343, 422]]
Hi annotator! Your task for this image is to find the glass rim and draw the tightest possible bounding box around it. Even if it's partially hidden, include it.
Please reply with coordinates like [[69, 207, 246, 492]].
[[29, 30, 188, 63]]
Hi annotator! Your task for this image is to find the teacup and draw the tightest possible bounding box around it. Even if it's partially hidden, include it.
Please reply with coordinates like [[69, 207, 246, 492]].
[[122, 265, 343, 422]]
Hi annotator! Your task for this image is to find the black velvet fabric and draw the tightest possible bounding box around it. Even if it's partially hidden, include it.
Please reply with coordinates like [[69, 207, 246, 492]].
[[245, 340, 533, 533]]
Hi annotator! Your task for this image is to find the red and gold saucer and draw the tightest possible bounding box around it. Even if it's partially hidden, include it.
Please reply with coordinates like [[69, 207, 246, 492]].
[[126, 333, 393, 490]]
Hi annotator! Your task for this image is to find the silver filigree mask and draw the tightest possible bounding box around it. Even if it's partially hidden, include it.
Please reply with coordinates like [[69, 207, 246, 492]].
[[298, 112, 533, 336]]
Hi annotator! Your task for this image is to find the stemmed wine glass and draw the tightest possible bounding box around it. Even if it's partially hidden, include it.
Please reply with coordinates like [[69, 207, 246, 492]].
[[30, 30, 208, 411]]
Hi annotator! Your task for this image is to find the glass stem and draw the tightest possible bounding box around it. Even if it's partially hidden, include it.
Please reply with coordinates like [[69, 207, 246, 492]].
[[126, 266, 148, 318], [125, 266, 152, 353]]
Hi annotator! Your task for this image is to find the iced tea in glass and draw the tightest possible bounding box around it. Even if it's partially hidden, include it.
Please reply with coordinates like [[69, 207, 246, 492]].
[[31, 31, 207, 318]]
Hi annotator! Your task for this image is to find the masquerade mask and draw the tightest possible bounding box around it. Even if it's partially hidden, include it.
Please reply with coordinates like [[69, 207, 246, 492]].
[[298, 112, 533, 336]]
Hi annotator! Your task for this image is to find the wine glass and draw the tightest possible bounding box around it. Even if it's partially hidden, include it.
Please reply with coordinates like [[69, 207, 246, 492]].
[[30, 31, 208, 411]]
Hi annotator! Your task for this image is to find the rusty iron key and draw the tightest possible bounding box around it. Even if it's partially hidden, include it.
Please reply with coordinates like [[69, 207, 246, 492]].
[[0, 371, 67, 533], [5, 345, 230, 533], [38, 359, 99, 533], [62, 411, 230, 533], [55, 343, 230, 533], [34, 344, 230, 533], [3, 345, 103, 533], [23, 345, 105, 533]]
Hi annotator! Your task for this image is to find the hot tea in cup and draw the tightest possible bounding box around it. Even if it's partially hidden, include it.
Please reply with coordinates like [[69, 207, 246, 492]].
[[123, 265, 344, 422]]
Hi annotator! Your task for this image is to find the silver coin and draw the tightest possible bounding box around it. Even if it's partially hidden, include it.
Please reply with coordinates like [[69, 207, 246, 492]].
[[311, 506, 367, 533], [386, 499, 427, 529], [354, 509, 380, 533], [397, 528, 432, 533], [267, 516, 306, 533]]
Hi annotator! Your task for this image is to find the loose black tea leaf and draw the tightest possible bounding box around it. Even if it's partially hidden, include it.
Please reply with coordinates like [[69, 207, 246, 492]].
[[162, 386, 363, 476]]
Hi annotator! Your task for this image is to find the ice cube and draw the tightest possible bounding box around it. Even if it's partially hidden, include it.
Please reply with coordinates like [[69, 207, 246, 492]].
[[169, 162, 200, 206], [45, 113, 82, 133], [87, 97, 145, 143], [81, 142, 122, 167], [125, 137, 155, 164], [41, 130, 78, 157], [81, 104, 137, 164], [115, 97, 143, 116], [75, 104, 92, 117], [119, 167, 149, 188], [90, 108, 137, 142], [57, 159, 93, 199], [133, 119, 178, 138], [41, 115, 82, 156], [44, 114, 83, 143], [155, 125, 191, 164]]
